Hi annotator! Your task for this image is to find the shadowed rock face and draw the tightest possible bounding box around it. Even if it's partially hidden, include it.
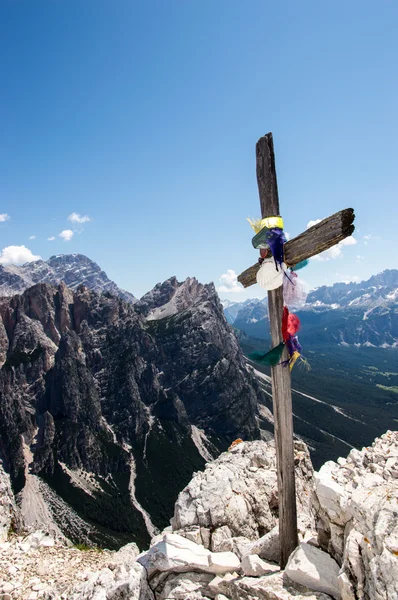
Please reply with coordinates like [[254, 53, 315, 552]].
[[0, 278, 264, 549]]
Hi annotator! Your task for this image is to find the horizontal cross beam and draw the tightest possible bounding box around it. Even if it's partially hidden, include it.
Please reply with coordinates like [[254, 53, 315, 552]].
[[237, 207, 355, 288]]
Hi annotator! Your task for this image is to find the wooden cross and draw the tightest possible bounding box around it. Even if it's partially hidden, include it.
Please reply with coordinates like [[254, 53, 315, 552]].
[[238, 133, 355, 568]]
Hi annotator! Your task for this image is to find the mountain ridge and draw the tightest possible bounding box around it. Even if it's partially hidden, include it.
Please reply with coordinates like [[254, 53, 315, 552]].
[[224, 269, 398, 347], [0, 254, 136, 304]]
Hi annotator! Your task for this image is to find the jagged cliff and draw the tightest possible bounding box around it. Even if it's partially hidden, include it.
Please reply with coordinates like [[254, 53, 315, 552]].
[[0, 277, 264, 548]]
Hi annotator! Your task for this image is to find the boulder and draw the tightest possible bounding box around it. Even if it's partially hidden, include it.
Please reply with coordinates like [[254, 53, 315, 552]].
[[241, 554, 279, 576], [151, 571, 214, 600], [250, 524, 280, 562], [137, 533, 240, 578], [229, 572, 333, 599], [285, 543, 341, 599]]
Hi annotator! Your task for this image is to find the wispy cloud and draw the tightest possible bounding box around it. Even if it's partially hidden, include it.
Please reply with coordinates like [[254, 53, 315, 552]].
[[0, 214, 10, 222], [363, 234, 381, 245], [28, 235, 36, 240], [217, 269, 244, 293], [59, 229, 74, 241], [0, 245, 41, 266], [68, 212, 91, 224], [48, 236, 56, 241]]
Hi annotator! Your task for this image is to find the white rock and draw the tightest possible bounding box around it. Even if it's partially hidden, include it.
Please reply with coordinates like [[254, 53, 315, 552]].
[[314, 463, 350, 527], [208, 572, 239, 596], [241, 554, 279, 576], [153, 572, 214, 600], [172, 440, 316, 542], [285, 543, 341, 599], [249, 525, 280, 562], [2, 583, 14, 593], [138, 533, 240, 578], [208, 551, 240, 573], [211, 526, 233, 552], [68, 558, 153, 600], [337, 571, 356, 600], [314, 432, 398, 599], [230, 572, 333, 599]]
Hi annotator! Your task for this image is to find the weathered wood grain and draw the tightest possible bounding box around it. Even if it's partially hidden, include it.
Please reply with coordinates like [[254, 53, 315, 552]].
[[238, 207, 355, 288], [256, 133, 298, 568]]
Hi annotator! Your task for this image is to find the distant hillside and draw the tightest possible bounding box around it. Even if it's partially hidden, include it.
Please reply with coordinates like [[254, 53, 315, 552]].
[[223, 269, 398, 347], [0, 254, 136, 303]]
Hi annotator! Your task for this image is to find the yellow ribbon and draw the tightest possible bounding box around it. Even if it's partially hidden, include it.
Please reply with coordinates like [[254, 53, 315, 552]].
[[248, 216, 284, 233], [289, 351, 301, 371]]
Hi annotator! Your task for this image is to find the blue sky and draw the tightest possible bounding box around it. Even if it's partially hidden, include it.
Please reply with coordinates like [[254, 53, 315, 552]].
[[0, 1, 397, 300]]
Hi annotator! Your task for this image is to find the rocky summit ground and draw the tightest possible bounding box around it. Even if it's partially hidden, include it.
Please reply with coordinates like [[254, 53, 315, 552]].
[[0, 532, 115, 599], [1, 432, 398, 599]]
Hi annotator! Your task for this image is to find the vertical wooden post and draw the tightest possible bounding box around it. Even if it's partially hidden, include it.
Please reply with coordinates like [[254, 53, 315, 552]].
[[256, 133, 298, 568]]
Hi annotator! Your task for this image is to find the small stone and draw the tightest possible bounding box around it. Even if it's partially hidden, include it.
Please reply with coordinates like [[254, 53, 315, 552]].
[[1, 584, 13, 594], [241, 554, 279, 576]]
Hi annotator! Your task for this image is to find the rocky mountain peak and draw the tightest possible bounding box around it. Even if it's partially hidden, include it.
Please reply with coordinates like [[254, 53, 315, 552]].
[[0, 254, 136, 303], [137, 276, 219, 321]]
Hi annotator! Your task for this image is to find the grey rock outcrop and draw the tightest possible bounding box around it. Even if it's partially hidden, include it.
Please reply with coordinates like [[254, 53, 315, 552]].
[[171, 439, 316, 545], [314, 431, 398, 600]]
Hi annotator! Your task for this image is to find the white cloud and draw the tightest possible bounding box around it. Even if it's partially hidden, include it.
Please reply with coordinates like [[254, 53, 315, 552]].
[[68, 212, 91, 224], [285, 231, 291, 240], [0, 245, 41, 266], [0, 214, 10, 222], [311, 235, 357, 261], [217, 269, 244, 293], [336, 273, 361, 284], [59, 229, 74, 241], [48, 236, 56, 241], [356, 255, 365, 262], [28, 235, 36, 240], [306, 219, 322, 229]]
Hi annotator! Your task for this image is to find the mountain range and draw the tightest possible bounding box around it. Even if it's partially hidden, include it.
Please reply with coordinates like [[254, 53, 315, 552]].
[[223, 269, 398, 347], [0, 254, 136, 304], [0, 255, 397, 550], [0, 275, 267, 549]]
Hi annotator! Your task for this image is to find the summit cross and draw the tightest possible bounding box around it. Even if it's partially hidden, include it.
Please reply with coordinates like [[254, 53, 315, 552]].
[[238, 133, 355, 568]]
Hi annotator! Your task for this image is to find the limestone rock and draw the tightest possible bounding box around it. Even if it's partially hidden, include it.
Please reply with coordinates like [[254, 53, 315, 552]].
[[229, 572, 333, 599], [250, 524, 280, 562], [137, 533, 240, 578], [241, 554, 280, 576], [314, 431, 398, 599], [69, 562, 153, 600], [151, 571, 214, 600], [172, 439, 316, 544], [285, 543, 340, 599]]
